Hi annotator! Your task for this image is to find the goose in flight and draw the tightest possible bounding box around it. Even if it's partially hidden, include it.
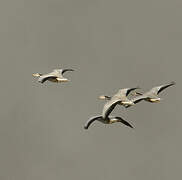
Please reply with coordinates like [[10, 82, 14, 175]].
[[124, 82, 176, 108], [98, 87, 141, 107], [32, 68, 74, 83], [84, 88, 137, 129], [99, 94, 147, 108], [133, 82, 176, 103]]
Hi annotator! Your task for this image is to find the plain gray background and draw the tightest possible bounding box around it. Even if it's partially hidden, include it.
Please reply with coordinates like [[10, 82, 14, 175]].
[[0, 0, 181, 179]]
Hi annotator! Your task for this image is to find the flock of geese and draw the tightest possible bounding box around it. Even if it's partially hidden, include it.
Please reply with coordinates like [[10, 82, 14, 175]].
[[33, 68, 176, 130]]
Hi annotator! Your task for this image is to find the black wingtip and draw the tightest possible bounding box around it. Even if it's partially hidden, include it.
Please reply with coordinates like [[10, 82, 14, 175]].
[[170, 81, 176, 85], [123, 121, 134, 128], [115, 117, 134, 128], [129, 124, 134, 129], [67, 69, 74, 71], [62, 69, 75, 74], [121, 120, 134, 128]]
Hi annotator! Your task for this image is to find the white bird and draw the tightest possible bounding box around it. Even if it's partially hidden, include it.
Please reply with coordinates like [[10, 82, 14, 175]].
[[98, 87, 141, 107], [84, 88, 138, 129], [124, 82, 176, 108], [32, 68, 74, 83], [133, 82, 175, 103]]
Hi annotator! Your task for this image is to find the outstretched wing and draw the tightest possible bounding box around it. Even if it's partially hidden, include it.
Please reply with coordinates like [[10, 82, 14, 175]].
[[132, 95, 147, 104], [124, 95, 147, 108], [114, 117, 134, 128], [149, 82, 175, 95], [113, 87, 140, 102], [157, 82, 176, 94], [126, 87, 140, 96], [61, 69, 74, 75], [102, 98, 121, 119], [38, 74, 57, 83], [99, 95, 112, 100], [84, 116, 102, 129]]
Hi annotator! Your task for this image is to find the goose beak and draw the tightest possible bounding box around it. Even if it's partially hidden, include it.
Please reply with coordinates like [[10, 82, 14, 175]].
[[62, 79, 69, 82], [150, 98, 161, 102], [56, 78, 69, 82], [99, 95, 106, 100], [32, 73, 40, 77]]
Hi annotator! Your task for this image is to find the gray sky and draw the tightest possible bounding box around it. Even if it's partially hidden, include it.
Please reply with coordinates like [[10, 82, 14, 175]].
[[0, 0, 181, 180]]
